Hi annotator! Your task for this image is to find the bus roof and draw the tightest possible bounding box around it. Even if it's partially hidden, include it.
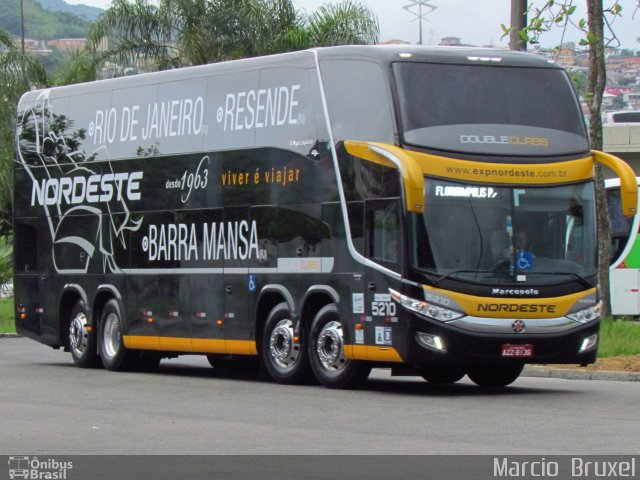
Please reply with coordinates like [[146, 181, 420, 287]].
[[313, 44, 562, 69], [19, 45, 561, 104]]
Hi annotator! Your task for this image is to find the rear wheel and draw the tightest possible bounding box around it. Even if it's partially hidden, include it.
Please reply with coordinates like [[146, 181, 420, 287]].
[[262, 303, 310, 384], [308, 304, 370, 389], [417, 364, 465, 384], [99, 299, 135, 371], [68, 300, 99, 368], [466, 363, 524, 387]]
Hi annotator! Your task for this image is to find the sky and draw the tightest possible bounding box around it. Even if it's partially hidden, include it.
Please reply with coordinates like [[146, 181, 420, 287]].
[[64, 0, 640, 50]]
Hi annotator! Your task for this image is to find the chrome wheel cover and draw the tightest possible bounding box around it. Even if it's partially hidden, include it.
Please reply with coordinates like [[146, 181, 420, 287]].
[[269, 319, 300, 370], [315, 321, 346, 372], [69, 312, 89, 357], [102, 312, 121, 360]]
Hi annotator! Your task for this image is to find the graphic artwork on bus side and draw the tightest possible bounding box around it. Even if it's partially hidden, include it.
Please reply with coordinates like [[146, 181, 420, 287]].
[[17, 90, 144, 274]]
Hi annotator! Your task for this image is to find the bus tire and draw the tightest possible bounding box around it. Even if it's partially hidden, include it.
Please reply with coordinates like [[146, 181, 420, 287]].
[[68, 300, 99, 368], [262, 303, 311, 384], [98, 299, 134, 371], [417, 364, 465, 384], [308, 304, 370, 389], [467, 363, 524, 387]]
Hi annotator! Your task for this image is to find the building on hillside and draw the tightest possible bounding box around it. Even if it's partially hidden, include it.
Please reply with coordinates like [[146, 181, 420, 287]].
[[46, 38, 86, 53], [22, 38, 51, 56], [555, 42, 577, 69]]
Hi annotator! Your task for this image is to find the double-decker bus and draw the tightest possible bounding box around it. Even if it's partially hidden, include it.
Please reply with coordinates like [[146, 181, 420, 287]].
[[14, 46, 637, 388]]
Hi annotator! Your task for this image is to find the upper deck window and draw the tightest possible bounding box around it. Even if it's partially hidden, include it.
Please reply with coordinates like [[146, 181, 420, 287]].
[[393, 62, 590, 157]]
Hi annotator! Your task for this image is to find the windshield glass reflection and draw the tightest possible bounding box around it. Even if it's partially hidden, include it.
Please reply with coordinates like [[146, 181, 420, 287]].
[[412, 178, 597, 286]]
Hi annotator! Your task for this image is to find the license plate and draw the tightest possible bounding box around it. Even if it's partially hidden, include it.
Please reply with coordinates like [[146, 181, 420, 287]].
[[501, 344, 534, 358]]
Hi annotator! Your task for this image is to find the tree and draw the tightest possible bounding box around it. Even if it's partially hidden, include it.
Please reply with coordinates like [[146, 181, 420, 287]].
[[0, 28, 48, 234], [510, 1, 639, 316], [0, 27, 48, 285], [0, 235, 12, 286], [87, 0, 379, 71], [50, 49, 104, 86], [276, 1, 379, 51]]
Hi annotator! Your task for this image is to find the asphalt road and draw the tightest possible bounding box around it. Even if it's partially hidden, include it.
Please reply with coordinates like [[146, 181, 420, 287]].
[[1, 337, 639, 456]]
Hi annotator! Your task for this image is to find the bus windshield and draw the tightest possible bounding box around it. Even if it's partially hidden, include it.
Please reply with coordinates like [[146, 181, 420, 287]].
[[412, 178, 597, 285], [393, 62, 589, 156]]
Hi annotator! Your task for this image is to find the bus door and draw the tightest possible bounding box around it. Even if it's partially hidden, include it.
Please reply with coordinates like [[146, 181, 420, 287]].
[[363, 198, 402, 349]]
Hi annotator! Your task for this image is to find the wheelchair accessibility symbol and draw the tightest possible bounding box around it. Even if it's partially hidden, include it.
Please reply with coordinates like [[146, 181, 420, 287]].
[[248, 274, 257, 293], [516, 251, 533, 271]]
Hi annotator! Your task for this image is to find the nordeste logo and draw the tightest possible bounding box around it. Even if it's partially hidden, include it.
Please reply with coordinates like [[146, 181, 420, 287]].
[[30, 171, 144, 206]]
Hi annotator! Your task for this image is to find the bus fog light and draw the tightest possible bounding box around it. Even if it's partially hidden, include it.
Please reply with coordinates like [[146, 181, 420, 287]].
[[579, 334, 598, 353], [416, 332, 447, 353]]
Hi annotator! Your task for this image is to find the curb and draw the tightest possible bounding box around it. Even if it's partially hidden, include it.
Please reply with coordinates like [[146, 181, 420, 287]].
[[523, 365, 640, 382], [0, 333, 21, 338]]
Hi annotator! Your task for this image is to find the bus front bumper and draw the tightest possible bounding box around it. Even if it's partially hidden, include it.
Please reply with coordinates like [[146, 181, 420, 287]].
[[403, 314, 600, 367]]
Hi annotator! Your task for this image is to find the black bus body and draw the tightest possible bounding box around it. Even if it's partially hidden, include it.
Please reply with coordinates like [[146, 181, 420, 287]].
[[14, 46, 636, 388]]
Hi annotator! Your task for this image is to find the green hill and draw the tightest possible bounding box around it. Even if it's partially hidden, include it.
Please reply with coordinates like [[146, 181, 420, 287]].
[[0, 0, 92, 40], [37, 0, 103, 21]]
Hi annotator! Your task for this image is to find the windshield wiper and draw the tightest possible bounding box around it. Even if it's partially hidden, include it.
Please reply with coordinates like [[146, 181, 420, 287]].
[[432, 269, 595, 288], [432, 269, 496, 287], [520, 271, 596, 289]]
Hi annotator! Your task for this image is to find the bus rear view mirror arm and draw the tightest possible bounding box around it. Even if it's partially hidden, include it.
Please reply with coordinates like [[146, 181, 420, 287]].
[[593, 150, 638, 217]]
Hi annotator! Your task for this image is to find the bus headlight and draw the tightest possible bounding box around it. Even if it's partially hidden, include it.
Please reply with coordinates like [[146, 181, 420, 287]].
[[567, 302, 602, 324], [389, 289, 464, 322]]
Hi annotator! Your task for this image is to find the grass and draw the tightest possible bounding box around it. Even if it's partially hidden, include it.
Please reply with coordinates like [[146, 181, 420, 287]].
[[0, 297, 15, 334], [598, 317, 640, 358], [0, 297, 637, 357]]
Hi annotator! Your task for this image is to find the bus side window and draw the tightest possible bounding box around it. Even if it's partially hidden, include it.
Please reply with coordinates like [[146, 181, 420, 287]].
[[367, 199, 401, 268]]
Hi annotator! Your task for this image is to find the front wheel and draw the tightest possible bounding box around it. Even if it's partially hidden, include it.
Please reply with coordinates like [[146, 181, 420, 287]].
[[308, 304, 370, 389], [262, 303, 310, 384], [99, 299, 135, 371], [68, 300, 99, 368], [466, 363, 524, 387]]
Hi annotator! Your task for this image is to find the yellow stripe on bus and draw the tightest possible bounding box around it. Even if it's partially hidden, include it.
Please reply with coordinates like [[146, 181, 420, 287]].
[[123, 336, 258, 355], [345, 141, 595, 213], [344, 345, 404, 363], [424, 286, 598, 319]]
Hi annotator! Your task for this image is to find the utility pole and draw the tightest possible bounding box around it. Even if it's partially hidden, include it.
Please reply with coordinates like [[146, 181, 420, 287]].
[[510, 0, 527, 51], [20, 0, 25, 53], [403, 1, 438, 45]]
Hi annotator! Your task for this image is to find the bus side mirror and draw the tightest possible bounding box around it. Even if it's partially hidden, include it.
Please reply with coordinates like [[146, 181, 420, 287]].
[[593, 150, 638, 217], [344, 141, 425, 214]]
